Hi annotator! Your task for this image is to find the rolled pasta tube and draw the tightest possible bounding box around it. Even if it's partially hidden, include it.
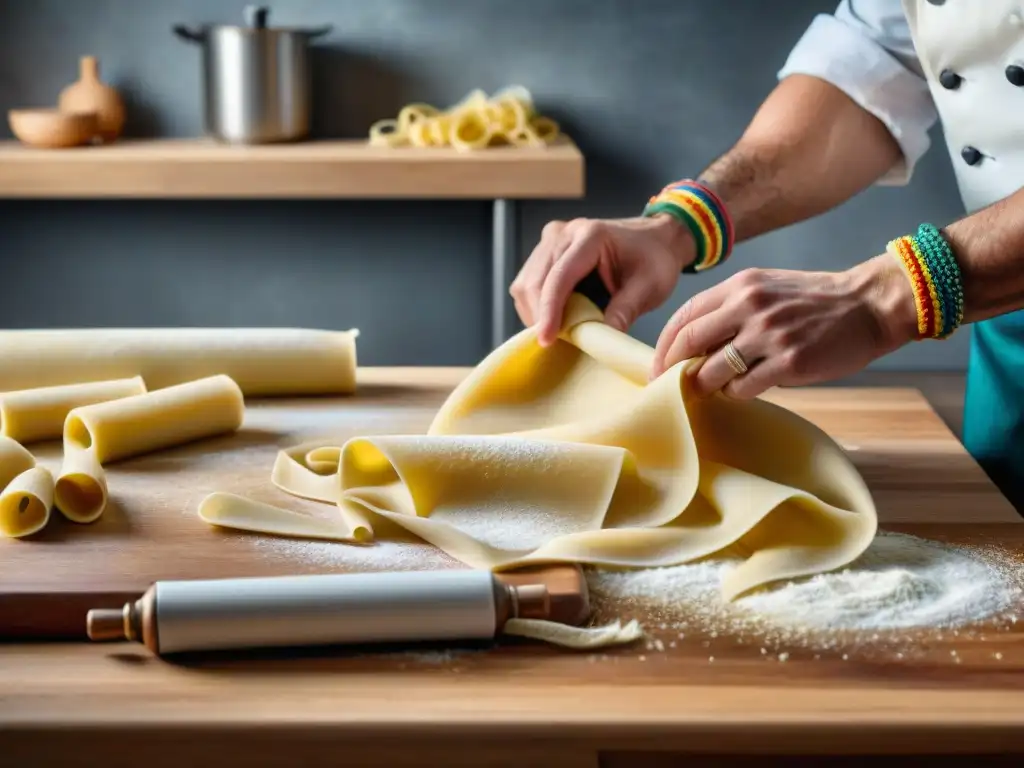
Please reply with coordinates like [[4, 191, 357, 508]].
[[0, 435, 35, 490], [450, 110, 493, 151], [0, 466, 55, 537], [63, 375, 245, 465], [0, 328, 358, 396], [0, 376, 146, 444], [55, 448, 107, 524], [369, 118, 404, 148]]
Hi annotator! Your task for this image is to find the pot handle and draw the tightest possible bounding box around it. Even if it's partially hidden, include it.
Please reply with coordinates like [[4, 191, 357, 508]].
[[173, 25, 205, 43], [244, 5, 269, 29], [304, 24, 334, 39]]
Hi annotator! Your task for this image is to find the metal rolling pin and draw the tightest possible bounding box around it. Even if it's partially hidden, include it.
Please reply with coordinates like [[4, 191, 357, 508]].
[[86, 569, 550, 655]]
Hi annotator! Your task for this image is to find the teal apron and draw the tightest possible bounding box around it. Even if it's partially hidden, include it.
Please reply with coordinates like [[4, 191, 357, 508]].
[[962, 311, 1024, 513]]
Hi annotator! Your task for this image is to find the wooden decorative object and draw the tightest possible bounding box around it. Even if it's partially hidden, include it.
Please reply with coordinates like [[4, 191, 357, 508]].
[[58, 56, 126, 142], [7, 109, 98, 149]]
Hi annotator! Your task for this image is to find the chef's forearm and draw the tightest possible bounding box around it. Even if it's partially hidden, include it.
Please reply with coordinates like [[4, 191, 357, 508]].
[[943, 187, 1024, 324], [697, 74, 904, 244]]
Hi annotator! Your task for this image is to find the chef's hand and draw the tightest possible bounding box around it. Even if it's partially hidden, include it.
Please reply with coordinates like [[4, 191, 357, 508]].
[[511, 215, 695, 346], [650, 254, 919, 399]]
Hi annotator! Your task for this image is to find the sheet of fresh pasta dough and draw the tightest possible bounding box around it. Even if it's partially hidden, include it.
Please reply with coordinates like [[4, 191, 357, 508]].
[[502, 618, 643, 649], [0, 466, 54, 538], [0, 328, 358, 396], [0, 377, 146, 444], [57, 375, 245, 523], [200, 294, 877, 601]]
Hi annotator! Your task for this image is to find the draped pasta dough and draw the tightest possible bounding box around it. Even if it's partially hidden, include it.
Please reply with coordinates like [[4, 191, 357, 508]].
[[0, 376, 146, 444], [0, 328, 358, 396], [199, 294, 877, 601], [0, 467, 55, 538]]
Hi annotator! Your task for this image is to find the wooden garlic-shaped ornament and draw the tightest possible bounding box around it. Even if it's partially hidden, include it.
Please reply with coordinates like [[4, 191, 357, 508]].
[[58, 56, 125, 142]]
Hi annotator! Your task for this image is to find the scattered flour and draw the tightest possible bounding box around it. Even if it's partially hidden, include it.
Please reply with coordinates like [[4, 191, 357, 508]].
[[251, 534, 459, 572], [587, 532, 1023, 642], [393, 649, 466, 665], [248, 523, 1022, 660], [737, 533, 1018, 631]]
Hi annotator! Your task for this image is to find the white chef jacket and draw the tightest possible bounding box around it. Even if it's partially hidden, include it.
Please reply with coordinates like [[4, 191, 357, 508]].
[[777, 0, 1024, 514], [778, 0, 1024, 213], [779, 0, 939, 186]]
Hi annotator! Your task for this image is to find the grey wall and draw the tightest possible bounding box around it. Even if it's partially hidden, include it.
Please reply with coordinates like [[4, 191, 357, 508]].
[[0, 0, 968, 368]]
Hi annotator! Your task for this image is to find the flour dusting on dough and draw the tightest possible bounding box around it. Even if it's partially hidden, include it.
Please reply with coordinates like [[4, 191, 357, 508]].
[[251, 534, 459, 572]]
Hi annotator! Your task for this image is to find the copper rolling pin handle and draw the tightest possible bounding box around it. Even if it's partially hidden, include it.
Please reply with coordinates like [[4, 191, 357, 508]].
[[86, 608, 128, 641], [510, 583, 551, 620], [85, 570, 552, 655]]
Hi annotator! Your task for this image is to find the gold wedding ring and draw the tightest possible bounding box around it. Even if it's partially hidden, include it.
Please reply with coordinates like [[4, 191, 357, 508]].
[[723, 341, 749, 375]]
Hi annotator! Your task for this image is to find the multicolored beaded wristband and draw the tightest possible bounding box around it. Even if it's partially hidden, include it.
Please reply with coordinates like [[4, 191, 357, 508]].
[[641, 179, 734, 272], [886, 223, 965, 340]]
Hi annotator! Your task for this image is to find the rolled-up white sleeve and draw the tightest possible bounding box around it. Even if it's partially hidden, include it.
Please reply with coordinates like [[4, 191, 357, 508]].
[[777, 0, 938, 185]]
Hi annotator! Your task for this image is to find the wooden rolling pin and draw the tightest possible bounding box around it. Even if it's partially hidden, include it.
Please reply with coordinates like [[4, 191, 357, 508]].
[[86, 570, 551, 655]]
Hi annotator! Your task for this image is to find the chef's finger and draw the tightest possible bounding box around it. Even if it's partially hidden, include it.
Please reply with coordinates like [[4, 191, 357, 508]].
[[652, 287, 729, 376], [513, 295, 533, 329], [689, 334, 765, 399], [536, 233, 601, 346], [511, 221, 565, 326], [603, 276, 651, 333], [654, 305, 739, 380], [722, 357, 781, 400]]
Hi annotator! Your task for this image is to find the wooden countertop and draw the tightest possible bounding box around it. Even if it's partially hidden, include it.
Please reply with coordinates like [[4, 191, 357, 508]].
[[0, 138, 585, 199], [2, 368, 1022, 766]]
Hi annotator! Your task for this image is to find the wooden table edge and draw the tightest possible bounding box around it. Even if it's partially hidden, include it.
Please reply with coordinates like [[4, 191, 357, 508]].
[[4, 716, 1024, 755]]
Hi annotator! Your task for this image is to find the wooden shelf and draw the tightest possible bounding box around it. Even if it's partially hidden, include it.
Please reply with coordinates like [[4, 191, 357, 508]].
[[0, 137, 585, 199]]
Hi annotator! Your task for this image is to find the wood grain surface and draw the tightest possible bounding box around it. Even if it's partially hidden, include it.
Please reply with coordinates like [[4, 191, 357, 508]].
[[2, 368, 1023, 764], [0, 138, 585, 199], [0, 369, 1018, 639]]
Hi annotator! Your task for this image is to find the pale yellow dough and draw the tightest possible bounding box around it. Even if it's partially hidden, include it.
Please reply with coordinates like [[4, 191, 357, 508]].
[[0, 328, 358, 396], [503, 618, 644, 649], [199, 295, 877, 601], [57, 375, 245, 523], [0, 467, 55, 538], [0, 435, 35, 491], [0, 376, 146, 444], [65, 374, 244, 464], [55, 447, 108, 524]]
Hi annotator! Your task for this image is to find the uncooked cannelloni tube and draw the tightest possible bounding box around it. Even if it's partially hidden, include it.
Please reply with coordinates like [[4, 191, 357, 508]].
[[0, 328, 358, 396], [55, 375, 244, 524], [63, 375, 245, 464], [0, 435, 35, 490], [0, 466, 55, 538], [0, 377, 146, 444], [55, 447, 108, 524]]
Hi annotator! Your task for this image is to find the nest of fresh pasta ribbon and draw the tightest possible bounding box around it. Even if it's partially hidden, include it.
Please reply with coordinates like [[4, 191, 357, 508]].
[[368, 86, 561, 151]]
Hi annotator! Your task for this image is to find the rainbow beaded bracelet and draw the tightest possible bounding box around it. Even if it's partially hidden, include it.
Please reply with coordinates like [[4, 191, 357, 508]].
[[886, 223, 965, 340], [642, 179, 734, 272]]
